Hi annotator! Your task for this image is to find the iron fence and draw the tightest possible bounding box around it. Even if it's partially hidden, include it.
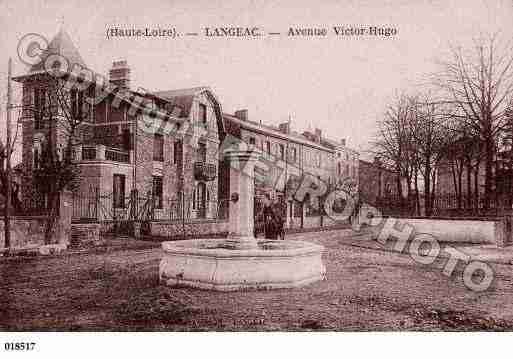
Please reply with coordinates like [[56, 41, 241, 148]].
[[72, 189, 229, 222], [15, 192, 55, 216], [368, 193, 513, 218]]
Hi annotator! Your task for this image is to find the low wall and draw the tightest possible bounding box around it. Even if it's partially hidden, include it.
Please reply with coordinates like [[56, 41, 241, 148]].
[[0, 216, 68, 248], [0, 216, 47, 248], [150, 220, 229, 240], [70, 222, 101, 247], [287, 215, 349, 229], [370, 216, 512, 247]]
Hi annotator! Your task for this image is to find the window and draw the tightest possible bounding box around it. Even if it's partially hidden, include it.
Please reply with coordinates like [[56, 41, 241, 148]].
[[122, 129, 131, 151], [153, 133, 164, 161], [173, 140, 182, 165], [266, 141, 271, 155], [199, 103, 207, 125], [316, 153, 321, 168], [279, 144, 285, 160], [34, 88, 46, 129], [33, 147, 40, 169], [113, 174, 126, 208], [70, 89, 84, 119], [249, 137, 256, 145], [194, 182, 207, 216], [338, 162, 341, 175], [291, 147, 297, 163], [198, 142, 207, 162], [152, 176, 163, 209]]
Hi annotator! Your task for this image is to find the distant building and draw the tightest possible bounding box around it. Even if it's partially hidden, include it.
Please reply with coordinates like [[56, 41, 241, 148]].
[[358, 157, 401, 204]]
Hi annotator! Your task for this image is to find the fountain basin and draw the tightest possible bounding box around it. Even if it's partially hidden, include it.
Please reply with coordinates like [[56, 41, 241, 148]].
[[159, 238, 326, 291]]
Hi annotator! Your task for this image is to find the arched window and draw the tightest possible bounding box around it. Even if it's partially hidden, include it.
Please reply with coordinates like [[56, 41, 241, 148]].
[[33, 147, 39, 169]]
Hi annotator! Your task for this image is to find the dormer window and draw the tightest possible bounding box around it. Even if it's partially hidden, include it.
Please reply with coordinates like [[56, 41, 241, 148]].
[[199, 103, 207, 125]]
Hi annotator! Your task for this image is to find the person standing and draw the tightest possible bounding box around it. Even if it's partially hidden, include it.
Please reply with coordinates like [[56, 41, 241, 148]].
[[262, 193, 285, 240]]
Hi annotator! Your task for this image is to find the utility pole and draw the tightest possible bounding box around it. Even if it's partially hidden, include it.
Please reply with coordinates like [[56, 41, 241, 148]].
[[4, 58, 12, 249], [284, 115, 291, 224]]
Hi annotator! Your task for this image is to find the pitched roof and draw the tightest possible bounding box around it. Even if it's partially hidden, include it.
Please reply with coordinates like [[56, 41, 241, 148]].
[[321, 137, 358, 154], [223, 113, 334, 152], [29, 28, 86, 73], [154, 87, 209, 118]]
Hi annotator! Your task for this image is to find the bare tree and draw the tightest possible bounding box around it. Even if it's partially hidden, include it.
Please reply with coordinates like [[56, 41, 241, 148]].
[[409, 95, 452, 216], [25, 75, 90, 243], [435, 34, 513, 207], [0, 111, 23, 216], [372, 94, 414, 199]]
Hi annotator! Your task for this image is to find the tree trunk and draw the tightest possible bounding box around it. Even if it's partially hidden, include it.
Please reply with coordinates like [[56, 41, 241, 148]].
[[414, 169, 420, 216], [44, 191, 59, 245], [424, 164, 432, 217], [484, 136, 494, 209], [474, 161, 480, 213], [466, 160, 472, 209], [396, 165, 403, 202]]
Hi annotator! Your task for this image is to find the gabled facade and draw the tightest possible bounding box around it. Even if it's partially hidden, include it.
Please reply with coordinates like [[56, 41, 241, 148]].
[[14, 29, 225, 220]]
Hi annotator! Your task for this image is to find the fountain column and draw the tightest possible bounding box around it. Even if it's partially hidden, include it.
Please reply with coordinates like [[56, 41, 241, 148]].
[[224, 149, 260, 249]]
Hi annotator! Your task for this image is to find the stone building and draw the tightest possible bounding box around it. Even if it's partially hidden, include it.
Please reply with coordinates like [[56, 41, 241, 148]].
[[222, 111, 359, 224], [358, 157, 401, 204], [14, 29, 225, 220]]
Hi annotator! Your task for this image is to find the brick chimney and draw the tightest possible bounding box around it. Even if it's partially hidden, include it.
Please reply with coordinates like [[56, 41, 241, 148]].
[[235, 109, 248, 121], [278, 122, 291, 134], [314, 128, 322, 143], [109, 60, 131, 89]]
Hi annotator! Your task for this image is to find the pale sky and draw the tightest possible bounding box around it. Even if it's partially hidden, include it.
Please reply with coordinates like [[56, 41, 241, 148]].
[[0, 0, 512, 163]]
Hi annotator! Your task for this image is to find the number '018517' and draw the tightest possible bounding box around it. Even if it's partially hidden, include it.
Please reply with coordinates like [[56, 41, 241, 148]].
[[4, 342, 36, 351]]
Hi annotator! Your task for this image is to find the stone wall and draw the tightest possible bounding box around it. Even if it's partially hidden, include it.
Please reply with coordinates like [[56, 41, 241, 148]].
[[0, 216, 51, 248], [150, 220, 229, 239], [70, 222, 101, 247], [369, 216, 513, 247]]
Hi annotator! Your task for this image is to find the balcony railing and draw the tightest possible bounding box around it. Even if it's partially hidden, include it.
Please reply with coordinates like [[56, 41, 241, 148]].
[[79, 145, 131, 164], [82, 146, 97, 160], [106, 147, 130, 163], [194, 161, 217, 181]]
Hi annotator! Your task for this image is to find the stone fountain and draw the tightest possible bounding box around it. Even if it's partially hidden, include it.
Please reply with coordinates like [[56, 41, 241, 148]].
[[159, 149, 326, 291]]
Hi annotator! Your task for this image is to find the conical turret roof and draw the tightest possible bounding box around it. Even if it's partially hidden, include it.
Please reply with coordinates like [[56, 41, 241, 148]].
[[30, 28, 86, 73]]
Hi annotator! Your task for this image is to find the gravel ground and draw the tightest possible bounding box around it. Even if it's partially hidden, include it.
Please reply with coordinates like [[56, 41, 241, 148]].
[[1, 230, 513, 331]]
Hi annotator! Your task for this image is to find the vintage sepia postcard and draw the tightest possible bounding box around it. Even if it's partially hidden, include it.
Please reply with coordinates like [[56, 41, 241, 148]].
[[1, 0, 513, 357]]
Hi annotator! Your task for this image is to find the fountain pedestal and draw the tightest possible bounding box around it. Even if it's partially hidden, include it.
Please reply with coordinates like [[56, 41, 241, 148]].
[[159, 149, 326, 291], [225, 149, 259, 250]]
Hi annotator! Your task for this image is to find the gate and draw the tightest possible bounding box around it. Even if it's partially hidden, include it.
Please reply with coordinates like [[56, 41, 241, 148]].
[[72, 188, 154, 236]]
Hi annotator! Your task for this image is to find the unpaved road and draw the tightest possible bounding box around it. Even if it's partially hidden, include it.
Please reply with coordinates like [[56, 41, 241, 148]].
[[1, 230, 513, 331]]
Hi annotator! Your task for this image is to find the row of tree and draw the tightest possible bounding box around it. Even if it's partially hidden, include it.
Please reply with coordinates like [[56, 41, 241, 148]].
[[372, 35, 513, 216]]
